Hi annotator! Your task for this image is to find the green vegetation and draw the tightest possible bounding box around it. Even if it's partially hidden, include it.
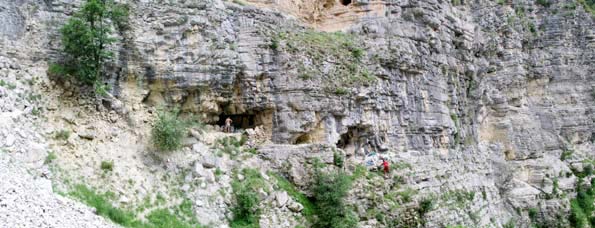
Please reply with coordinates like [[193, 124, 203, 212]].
[[151, 108, 195, 152], [352, 164, 368, 179], [441, 190, 475, 208], [271, 173, 316, 220], [535, 0, 551, 8], [243, 148, 258, 155], [48, 0, 128, 94], [418, 198, 434, 216], [578, 0, 595, 15], [31, 107, 41, 116], [0, 80, 17, 90], [528, 207, 539, 222], [54, 130, 71, 140], [70, 184, 141, 227], [564, 2, 578, 10], [232, 0, 247, 6], [333, 150, 344, 168], [69, 184, 202, 228], [101, 160, 114, 172], [394, 188, 416, 203], [146, 209, 201, 228], [311, 168, 358, 228], [215, 136, 244, 158], [503, 219, 516, 228], [270, 37, 279, 50], [528, 22, 537, 35], [569, 178, 595, 228], [334, 87, 349, 96], [275, 30, 375, 88], [230, 169, 266, 228], [44, 151, 57, 164], [561, 150, 574, 161]]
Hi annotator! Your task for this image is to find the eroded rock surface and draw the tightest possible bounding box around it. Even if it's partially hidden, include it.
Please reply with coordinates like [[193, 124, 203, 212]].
[[1, 0, 594, 227]]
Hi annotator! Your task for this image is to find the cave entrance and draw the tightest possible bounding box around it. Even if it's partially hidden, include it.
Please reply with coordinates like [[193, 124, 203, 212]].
[[295, 134, 313, 144], [336, 126, 365, 156], [217, 114, 257, 130], [340, 0, 352, 6]]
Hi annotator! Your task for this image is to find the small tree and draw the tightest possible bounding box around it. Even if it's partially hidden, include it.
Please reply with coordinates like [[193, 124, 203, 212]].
[[311, 169, 358, 228], [151, 109, 189, 152], [230, 169, 265, 228], [50, 0, 128, 94]]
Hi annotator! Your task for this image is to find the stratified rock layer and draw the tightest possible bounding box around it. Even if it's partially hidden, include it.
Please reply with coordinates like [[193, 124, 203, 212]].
[[1, 0, 594, 227]]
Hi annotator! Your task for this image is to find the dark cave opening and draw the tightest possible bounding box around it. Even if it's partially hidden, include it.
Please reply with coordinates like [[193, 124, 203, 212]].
[[336, 126, 367, 155], [336, 131, 352, 149], [340, 0, 352, 6], [295, 134, 313, 144], [217, 114, 257, 131]]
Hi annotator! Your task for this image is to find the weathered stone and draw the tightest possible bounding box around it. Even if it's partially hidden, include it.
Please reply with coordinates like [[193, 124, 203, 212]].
[[274, 191, 289, 207], [201, 155, 219, 169], [288, 201, 303, 212]]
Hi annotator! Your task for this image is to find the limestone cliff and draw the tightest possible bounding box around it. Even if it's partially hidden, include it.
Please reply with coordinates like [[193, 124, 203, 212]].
[[1, 0, 594, 227]]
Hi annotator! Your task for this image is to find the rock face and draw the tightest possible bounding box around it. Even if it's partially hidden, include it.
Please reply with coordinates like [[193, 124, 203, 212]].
[[1, 0, 595, 227]]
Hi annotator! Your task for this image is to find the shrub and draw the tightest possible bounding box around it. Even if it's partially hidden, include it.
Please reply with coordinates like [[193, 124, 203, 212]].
[[215, 168, 223, 177], [584, 164, 594, 176], [216, 136, 243, 157], [44, 151, 57, 164], [334, 87, 349, 96], [101, 161, 114, 171], [50, 0, 128, 94], [151, 109, 192, 152], [503, 220, 515, 228], [270, 38, 279, 50], [351, 48, 364, 60], [579, 0, 595, 15], [230, 169, 265, 228], [418, 198, 434, 216], [535, 0, 551, 7], [333, 151, 344, 168], [561, 150, 573, 161], [528, 208, 539, 222], [311, 169, 357, 228], [54, 130, 71, 140], [569, 178, 595, 228]]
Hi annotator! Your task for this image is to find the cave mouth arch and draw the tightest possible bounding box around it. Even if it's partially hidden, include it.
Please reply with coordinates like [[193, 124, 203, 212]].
[[217, 114, 257, 130], [340, 0, 352, 6]]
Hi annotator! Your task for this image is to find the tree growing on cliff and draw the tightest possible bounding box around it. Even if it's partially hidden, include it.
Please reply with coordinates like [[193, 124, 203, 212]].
[[311, 168, 358, 228], [49, 0, 128, 94]]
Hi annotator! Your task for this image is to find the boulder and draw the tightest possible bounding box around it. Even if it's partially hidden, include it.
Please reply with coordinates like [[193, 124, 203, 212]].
[[202, 155, 220, 169], [288, 201, 303, 212], [274, 191, 289, 207], [78, 130, 96, 140]]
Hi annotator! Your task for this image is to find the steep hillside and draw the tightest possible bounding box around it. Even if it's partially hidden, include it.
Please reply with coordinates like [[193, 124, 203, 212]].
[[1, 0, 594, 227]]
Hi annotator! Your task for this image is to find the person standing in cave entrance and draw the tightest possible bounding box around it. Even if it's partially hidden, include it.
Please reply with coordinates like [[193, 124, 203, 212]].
[[225, 117, 233, 133]]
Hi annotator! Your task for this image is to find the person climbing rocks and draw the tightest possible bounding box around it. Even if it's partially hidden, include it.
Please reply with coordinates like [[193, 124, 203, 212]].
[[225, 117, 233, 133], [382, 157, 390, 178]]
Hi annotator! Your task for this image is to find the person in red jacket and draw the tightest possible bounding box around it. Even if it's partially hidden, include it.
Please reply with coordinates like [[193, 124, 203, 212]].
[[382, 158, 389, 178]]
